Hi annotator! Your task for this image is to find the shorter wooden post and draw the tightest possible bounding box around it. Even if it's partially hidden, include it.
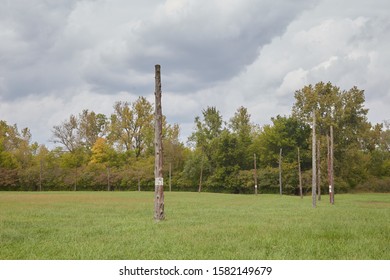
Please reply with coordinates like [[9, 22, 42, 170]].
[[298, 147, 303, 199], [254, 154, 258, 195], [169, 162, 172, 192]]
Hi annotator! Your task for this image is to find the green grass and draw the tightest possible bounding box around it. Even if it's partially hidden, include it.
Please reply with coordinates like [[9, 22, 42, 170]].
[[0, 191, 389, 260]]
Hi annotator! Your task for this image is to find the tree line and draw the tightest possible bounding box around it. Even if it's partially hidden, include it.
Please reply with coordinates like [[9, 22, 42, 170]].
[[1, 82, 389, 193]]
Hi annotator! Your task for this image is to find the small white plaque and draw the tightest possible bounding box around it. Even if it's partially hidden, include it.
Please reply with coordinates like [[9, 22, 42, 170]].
[[155, 177, 164, 186], [255, 185, 258, 189], [329, 185, 332, 193]]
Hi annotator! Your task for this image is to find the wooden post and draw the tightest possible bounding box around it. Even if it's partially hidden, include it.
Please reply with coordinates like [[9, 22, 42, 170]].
[[107, 166, 110, 191], [317, 139, 321, 201], [169, 162, 172, 192], [330, 125, 334, 204], [138, 176, 140, 192], [312, 110, 317, 208], [154, 64, 165, 221], [198, 155, 203, 193], [254, 153, 258, 195], [39, 159, 43, 192], [327, 134, 331, 197], [279, 148, 282, 196], [74, 167, 78, 191], [298, 147, 303, 199]]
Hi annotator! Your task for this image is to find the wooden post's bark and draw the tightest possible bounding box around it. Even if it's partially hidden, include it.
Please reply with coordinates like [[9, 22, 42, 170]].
[[154, 64, 165, 221], [298, 147, 303, 199], [254, 154, 258, 195], [330, 125, 334, 204], [312, 110, 317, 208], [279, 148, 282, 196]]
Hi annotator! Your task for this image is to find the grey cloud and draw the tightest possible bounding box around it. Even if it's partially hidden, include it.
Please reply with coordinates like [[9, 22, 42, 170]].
[[2, 0, 389, 146]]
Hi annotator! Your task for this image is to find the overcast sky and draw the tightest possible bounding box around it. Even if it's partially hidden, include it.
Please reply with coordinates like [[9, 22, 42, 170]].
[[1, 0, 389, 147]]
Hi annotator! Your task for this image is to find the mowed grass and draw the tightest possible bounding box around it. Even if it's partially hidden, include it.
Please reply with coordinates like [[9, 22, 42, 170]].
[[0, 191, 389, 260]]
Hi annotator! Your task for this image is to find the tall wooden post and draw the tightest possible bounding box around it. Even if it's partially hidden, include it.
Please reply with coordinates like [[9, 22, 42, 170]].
[[317, 139, 321, 201], [327, 134, 331, 196], [312, 110, 317, 208], [279, 148, 282, 196], [298, 147, 303, 199], [154, 64, 165, 221], [254, 154, 258, 195], [330, 125, 334, 204]]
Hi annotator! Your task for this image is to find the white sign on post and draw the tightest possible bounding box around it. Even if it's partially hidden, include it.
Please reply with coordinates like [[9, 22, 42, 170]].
[[155, 177, 164, 186]]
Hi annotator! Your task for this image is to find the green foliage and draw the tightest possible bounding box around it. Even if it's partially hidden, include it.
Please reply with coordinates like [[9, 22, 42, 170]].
[[1, 83, 389, 193]]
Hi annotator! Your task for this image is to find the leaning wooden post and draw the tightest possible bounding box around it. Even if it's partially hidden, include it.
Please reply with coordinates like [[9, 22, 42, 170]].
[[312, 110, 317, 208], [279, 148, 282, 196], [254, 154, 258, 195], [154, 64, 165, 221]]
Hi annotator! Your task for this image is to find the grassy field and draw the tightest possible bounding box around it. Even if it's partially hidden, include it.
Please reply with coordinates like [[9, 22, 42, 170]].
[[0, 191, 389, 260]]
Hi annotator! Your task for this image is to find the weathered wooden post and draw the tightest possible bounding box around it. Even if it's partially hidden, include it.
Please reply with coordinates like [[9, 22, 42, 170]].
[[330, 125, 334, 205], [198, 155, 203, 193], [254, 153, 258, 195], [317, 139, 321, 201], [107, 166, 110, 191], [279, 148, 282, 196], [298, 147, 303, 199], [39, 159, 43, 192], [169, 162, 172, 192], [154, 64, 164, 221], [312, 110, 317, 208]]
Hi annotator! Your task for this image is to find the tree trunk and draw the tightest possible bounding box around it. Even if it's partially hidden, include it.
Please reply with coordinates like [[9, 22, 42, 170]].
[[312, 110, 317, 208], [154, 64, 165, 221]]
